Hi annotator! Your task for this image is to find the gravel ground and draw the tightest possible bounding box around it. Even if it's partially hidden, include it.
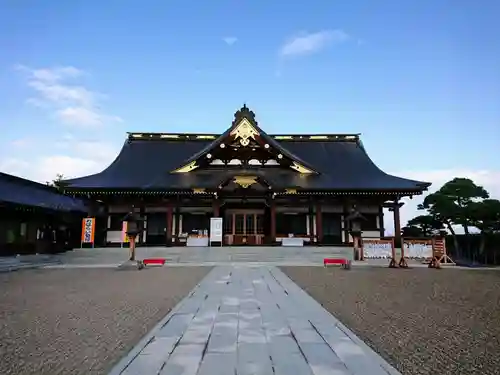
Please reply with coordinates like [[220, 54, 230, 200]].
[[0, 267, 211, 375], [281, 266, 500, 375]]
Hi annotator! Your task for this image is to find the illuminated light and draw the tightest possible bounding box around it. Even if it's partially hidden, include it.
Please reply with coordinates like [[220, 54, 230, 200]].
[[277, 154, 283, 159], [309, 135, 328, 140], [160, 134, 180, 138], [285, 188, 297, 194], [131, 134, 143, 138], [264, 144, 270, 148], [196, 135, 216, 139], [192, 188, 206, 194], [274, 136, 293, 140], [220, 144, 225, 148], [207, 153, 212, 159]]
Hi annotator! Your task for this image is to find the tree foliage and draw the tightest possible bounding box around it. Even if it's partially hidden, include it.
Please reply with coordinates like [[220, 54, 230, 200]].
[[403, 214, 443, 237], [414, 177, 500, 261], [418, 178, 489, 235], [46, 173, 69, 192], [468, 199, 500, 234]]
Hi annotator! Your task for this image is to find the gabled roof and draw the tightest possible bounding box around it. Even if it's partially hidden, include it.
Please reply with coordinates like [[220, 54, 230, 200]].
[[171, 104, 318, 174], [0, 172, 88, 212], [63, 105, 431, 195]]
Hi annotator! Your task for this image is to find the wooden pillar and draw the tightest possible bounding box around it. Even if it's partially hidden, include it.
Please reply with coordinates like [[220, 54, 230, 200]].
[[393, 202, 402, 246], [166, 203, 173, 246], [139, 206, 145, 246], [378, 205, 385, 238], [315, 203, 323, 244], [342, 203, 350, 244], [308, 205, 315, 243], [213, 200, 220, 217], [270, 201, 276, 244]]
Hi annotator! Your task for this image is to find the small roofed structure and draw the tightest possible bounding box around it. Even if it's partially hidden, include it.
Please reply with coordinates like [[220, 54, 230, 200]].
[[0, 172, 88, 256], [63, 105, 431, 248]]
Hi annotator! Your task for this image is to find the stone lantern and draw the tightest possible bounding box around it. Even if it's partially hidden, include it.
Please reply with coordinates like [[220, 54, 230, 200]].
[[345, 205, 366, 261]]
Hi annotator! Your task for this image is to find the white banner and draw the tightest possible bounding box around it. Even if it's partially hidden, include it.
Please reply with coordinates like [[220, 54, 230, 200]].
[[210, 217, 223, 243]]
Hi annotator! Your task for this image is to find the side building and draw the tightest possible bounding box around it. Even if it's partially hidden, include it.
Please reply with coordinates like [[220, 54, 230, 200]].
[[0, 172, 88, 256], [63, 105, 431, 247]]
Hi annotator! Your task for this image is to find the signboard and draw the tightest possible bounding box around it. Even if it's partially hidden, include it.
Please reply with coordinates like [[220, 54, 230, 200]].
[[363, 239, 393, 258], [403, 239, 433, 259], [210, 217, 223, 244], [81, 218, 95, 245]]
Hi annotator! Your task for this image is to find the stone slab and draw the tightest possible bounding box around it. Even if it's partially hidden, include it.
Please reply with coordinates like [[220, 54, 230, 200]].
[[108, 265, 401, 375]]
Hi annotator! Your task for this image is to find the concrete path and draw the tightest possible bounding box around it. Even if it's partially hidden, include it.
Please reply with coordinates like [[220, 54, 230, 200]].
[[109, 266, 400, 375], [0, 254, 61, 272]]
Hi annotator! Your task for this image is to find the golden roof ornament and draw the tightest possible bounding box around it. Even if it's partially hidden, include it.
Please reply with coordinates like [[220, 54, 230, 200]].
[[230, 118, 259, 147], [233, 175, 257, 188], [230, 104, 260, 147]]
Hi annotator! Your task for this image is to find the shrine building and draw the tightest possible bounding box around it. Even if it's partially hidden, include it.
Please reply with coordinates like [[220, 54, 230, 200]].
[[63, 105, 431, 247]]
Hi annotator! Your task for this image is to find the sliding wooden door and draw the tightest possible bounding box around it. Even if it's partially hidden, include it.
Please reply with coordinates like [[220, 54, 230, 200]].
[[224, 210, 264, 245]]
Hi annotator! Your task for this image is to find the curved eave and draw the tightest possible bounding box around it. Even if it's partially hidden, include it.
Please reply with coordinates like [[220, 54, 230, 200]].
[[62, 140, 128, 188], [355, 140, 432, 192]]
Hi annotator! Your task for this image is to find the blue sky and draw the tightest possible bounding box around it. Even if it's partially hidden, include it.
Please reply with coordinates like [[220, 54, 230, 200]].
[[1, 0, 499, 229]]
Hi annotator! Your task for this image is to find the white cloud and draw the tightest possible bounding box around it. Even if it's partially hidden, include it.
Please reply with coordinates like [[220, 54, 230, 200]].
[[280, 29, 350, 57], [223, 36, 238, 46], [16, 65, 121, 127], [16, 65, 84, 83], [383, 169, 500, 235], [57, 107, 122, 127], [0, 138, 120, 183]]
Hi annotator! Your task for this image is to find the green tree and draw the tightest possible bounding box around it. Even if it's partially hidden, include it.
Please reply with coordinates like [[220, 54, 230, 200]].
[[435, 178, 489, 234], [418, 177, 490, 255], [406, 214, 443, 237], [46, 173, 69, 192], [401, 225, 424, 238], [468, 199, 500, 256]]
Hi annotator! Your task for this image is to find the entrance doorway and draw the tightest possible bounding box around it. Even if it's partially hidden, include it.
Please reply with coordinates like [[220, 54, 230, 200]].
[[224, 210, 265, 245]]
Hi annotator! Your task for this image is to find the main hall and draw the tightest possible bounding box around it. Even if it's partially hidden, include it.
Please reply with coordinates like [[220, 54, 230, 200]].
[[63, 105, 430, 248]]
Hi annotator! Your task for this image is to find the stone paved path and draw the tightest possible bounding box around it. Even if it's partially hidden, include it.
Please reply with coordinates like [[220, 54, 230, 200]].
[[110, 266, 401, 375]]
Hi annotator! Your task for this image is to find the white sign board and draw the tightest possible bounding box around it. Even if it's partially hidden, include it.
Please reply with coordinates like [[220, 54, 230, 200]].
[[210, 217, 223, 243], [404, 242, 433, 259], [363, 241, 392, 259]]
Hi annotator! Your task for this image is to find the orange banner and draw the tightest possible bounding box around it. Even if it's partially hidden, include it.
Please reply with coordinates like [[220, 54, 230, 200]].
[[81, 218, 95, 244]]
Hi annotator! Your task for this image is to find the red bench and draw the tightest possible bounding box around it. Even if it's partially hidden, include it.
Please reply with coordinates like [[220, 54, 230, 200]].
[[142, 258, 167, 266], [323, 258, 351, 269]]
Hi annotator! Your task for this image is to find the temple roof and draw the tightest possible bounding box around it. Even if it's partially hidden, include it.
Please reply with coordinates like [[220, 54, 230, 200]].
[[0, 172, 88, 212], [63, 105, 431, 195]]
